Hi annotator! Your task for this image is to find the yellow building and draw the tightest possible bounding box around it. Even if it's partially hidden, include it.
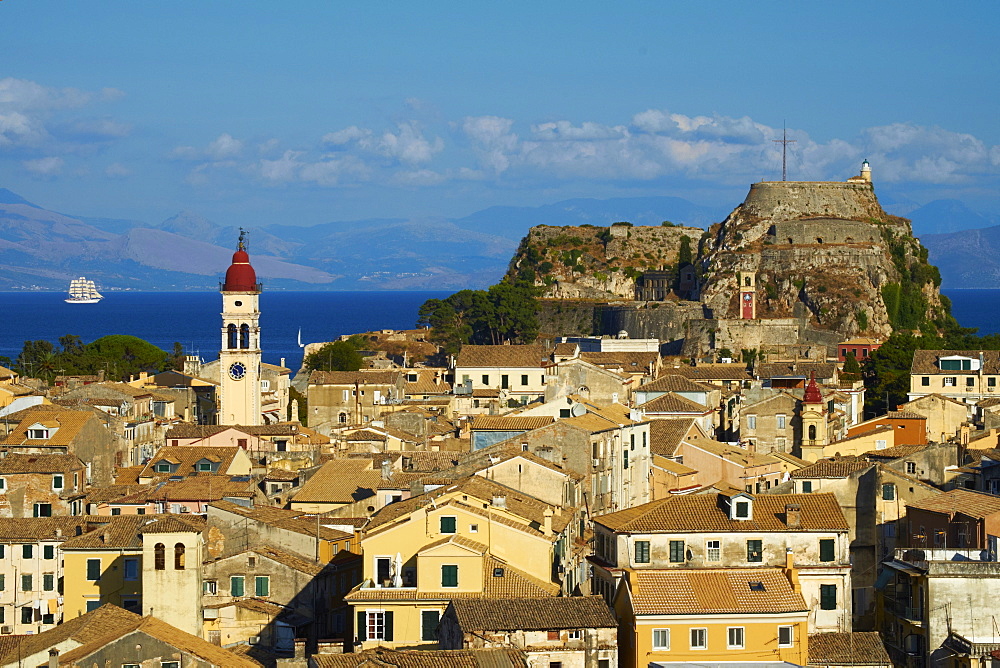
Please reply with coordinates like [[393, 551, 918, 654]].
[[615, 567, 809, 668], [344, 475, 581, 649]]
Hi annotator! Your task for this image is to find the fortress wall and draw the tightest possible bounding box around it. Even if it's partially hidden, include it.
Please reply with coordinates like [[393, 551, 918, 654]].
[[742, 181, 882, 222], [682, 317, 841, 358], [770, 219, 881, 245], [598, 302, 707, 342]]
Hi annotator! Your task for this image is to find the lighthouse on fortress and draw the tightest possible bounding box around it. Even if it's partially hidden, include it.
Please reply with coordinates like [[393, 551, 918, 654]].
[[219, 230, 263, 426]]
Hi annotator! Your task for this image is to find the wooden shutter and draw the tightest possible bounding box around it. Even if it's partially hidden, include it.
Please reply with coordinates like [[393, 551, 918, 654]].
[[357, 611, 366, 641], [384, 611, 394, 641]]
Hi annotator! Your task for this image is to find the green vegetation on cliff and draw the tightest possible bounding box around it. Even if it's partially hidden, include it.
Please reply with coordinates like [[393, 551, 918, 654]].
[[417, 282, 541, 355]]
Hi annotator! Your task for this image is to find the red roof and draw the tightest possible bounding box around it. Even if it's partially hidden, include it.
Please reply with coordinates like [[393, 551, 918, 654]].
[[222, 246, 258, 292], [804, 372, 823, 404]]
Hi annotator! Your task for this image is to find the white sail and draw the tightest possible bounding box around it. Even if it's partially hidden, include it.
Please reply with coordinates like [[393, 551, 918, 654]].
[[65, 277, 104, 304]]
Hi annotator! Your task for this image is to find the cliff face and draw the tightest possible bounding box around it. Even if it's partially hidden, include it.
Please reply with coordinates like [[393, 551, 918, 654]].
[[697, 180, 946, 338]]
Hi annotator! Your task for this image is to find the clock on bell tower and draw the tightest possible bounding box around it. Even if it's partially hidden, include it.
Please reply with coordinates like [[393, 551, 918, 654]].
[[219, 230, 262, 426], [739, 271, 756, 320]]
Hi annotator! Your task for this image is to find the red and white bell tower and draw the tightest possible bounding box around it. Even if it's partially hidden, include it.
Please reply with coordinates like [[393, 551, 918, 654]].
[[739, 271, 756, 319], [219, 230, 262, 426]]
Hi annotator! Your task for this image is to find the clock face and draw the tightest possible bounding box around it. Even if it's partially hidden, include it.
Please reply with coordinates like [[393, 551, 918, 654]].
[[743, 293, 753, 302], [229, 362, 247, 380]]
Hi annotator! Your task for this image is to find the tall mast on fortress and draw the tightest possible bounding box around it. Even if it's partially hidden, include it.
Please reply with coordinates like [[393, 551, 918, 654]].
[[772, 124, 796, 181]]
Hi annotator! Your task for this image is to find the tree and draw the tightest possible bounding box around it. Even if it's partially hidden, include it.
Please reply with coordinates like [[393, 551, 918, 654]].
[[15, 340, 56, 380], [78, 335, 171, 380], [417, 282, 540, 354], [841, 351, 862, 382], [304, 339, 364, 372]]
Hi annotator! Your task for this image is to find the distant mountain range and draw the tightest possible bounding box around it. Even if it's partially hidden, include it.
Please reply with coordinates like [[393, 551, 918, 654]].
[[0, 186, 995, 290]]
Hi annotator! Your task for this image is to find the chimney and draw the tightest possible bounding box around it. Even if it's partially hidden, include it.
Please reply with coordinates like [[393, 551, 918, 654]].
[[543, 507, 553, 535], [785, 503, 801, 529], [381, 459, 392, 481], [55, 528, 62, 538], [294, 638, 307, 659], [784, 547, 801, 594], [48, 649, 59, 668]]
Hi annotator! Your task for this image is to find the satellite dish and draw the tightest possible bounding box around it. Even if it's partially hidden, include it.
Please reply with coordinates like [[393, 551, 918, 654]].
[[571, 403, 587, 417]]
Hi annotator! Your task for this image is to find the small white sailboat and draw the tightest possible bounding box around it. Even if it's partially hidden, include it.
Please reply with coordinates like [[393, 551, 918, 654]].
[[297, 328, 304, 348], [65, 277, 104, 304]]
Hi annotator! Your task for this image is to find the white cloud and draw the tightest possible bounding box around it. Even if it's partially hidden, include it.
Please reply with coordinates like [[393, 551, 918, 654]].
[[462, 116, 518, 174], [23, 156, 64, 176], [105, 162, 131, 178], [207, 133, 244, 159]]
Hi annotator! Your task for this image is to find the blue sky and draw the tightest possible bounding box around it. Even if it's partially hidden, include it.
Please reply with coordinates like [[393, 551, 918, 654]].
[[3, 1, 999, 227]]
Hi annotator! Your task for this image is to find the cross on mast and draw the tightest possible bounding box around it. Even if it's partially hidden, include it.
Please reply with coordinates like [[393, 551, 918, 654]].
[[772, 125, 796, 181]]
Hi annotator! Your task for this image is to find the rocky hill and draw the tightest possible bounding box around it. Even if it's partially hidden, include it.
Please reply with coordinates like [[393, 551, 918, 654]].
[[507, 170, 949, 342]]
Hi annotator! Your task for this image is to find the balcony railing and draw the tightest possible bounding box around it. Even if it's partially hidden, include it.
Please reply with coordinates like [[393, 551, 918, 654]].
[[895, 547, 996, 565]]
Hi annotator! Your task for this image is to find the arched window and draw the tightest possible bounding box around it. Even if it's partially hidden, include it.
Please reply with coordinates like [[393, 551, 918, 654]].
[[338, 412, 348, 424], [240, 324, 250, 349], [808, 425, 817, 441], [227, 324, 238, 349], [154, 543, 165, 570], [175, 543, 186, 570]]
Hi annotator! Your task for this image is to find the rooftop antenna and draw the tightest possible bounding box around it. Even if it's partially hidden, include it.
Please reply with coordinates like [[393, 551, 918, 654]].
[[772, 123, 796, 181]]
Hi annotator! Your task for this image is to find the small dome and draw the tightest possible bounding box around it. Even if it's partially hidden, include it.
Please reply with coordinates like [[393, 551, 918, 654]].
[[223, 248, 257, 292]]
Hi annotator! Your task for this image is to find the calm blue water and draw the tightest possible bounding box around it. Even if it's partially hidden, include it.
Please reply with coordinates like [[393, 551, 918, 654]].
[[0, 291, 450, 368], [0, 288, 993, 368]]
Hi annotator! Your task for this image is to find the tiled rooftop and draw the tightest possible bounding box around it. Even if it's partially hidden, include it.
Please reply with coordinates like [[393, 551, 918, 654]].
[[630, 568, 808, 616]]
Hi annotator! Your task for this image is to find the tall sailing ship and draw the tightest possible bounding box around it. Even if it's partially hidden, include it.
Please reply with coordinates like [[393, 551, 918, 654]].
[[65, 277, 104, 304]]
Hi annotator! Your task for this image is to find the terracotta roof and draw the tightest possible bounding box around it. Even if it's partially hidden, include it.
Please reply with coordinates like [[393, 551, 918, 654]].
[[668, 363, 750, 381], [1, 408, 101, 447], [640, 392, 711, 414], [139, 445, 243, 479], [291, 458, 380, 504], [209, 500, 353, 541], [0, 604, 144, 666], [448, 595, 616, 631], [0, 517, 94, 542], [263, 468, 300, 482], [595, 492, 848, 533], [629, 568, 807, 616], [977, 398, 1000, 409], [759, 362, 838, 380], [771, 452, 811, 468], [313, 647, 527, 668], [681, 438, 782, 468], [0, 452, 84, 474], [865, 444, 926, 459], [205, 545, 325, 577], [164, 422, 314, 439], [640, 374, 715, 394], [808, 631, 891, 666], [146, 475, 257, 502], [114, 465, 145, 484], [55, 612, 260, 667], [85, 484, 152, 505], [906, 488, 1000, 519], [455, 344, 547, 369], [886, 410, 927, 420], [59, 515, 203, 550], [470, 415, 554, 431], [579, 351, 658, 369], [649, 419, 697, 456], [309, 370, 401, 385], [790, 459, 873, 479], [911, 350, 1000, 375], [653, 456, 697, 476], [553, 342, 578, 356]]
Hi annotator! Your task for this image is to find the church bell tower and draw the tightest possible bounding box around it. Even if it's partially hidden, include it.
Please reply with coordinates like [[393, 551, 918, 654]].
[[219, 230, 262, 426], [739, 271, 756, 319]]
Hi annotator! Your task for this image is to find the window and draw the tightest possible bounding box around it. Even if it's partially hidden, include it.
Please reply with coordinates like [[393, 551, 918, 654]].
[[21, 574, 32, 591], [735, 501, 750, 518], [86, 558, 102, 581], [0, 574, 4, 590], [802, 480, 813, 493], [23, 544, 33, 559], [227, 323, 238, 349], [776, 414, 786, 430], [43, 573, 54, 591], [124, 558, 139, 581], [154, 543, 165, 570], [21, 606, 33, 624], [360, 610, 393, 641], [85, 600, 101, 612], [174, 543, 185, 569], [161, 662, 180, 668], [204, 580, 217, 595], [882, 483, 896, 500], [634, 540, 650, 564], [240, 323, 250, 348], [440, 516, 457, 534], [623, 449, 629, 469], [255, 576, 270, 596], [747, 539, 763, 562], [727, 626, 745, 649], [808, 424, 817, 441], [669, 540, 685, 563], [876, 439, 887, 450], [481, 374, 489, 385], [231, 575, 245, 597], [376, 557, 391, 584], [778, 625, 794, 647], [155, 462, 171, 473], [747, 415, 757, 430], [820, 584, 837, 610], [43, 544, 54, 560], [690, 627, 707, 649], [421, 610, 440, 641], [967, 377, 976, 387], [652, 628, 670, 650], [568, 630, 581, 640], [706, 540, 721, 561], [441, 564, 458, 588], [906, 461, 917, 474], [52, 474, 63, 490], [921, 376, 930, 386], [991, 377, 998, 388], [197, 461, 212, 472], [944, 377, 956, 387], [820, 539, 835, 562], [521, 374, 528, 386], [33, 503, 52, 517]]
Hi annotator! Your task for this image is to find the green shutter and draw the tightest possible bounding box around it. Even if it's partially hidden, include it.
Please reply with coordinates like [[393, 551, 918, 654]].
[[43, 573, 54, 591], [669, 541, 685, 563], [882, 483, 895, 500], [635, 540, 650, 563], [442, 564, 458, 587], [21, 574, 31, 591], [384, 611, 393, 641], [820, 539, 835, 562], [44, 544, 54, 559], [820, 584, 837, 610], [87, 559, 101, 581], [440, 516, 456, 534], [422, 610, 440, 641], [357, 611, 366, 641], [231, 576, 244, 597], [255, 576, 269, 596], [0, 574, 4, 591]]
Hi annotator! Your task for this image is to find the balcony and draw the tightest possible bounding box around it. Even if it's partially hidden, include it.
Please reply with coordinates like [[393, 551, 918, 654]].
[[884, 598, 924, 623], [895, 547, 996, 568]]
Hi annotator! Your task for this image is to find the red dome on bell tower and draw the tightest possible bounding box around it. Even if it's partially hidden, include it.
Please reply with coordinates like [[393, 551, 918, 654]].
[[803, 372, 823, 404], [222, 232, 258, 292]]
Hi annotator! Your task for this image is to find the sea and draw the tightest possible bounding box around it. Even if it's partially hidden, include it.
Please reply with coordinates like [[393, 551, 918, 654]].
[[0, 291, 451, 371], [0, 288, 995, 370]]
